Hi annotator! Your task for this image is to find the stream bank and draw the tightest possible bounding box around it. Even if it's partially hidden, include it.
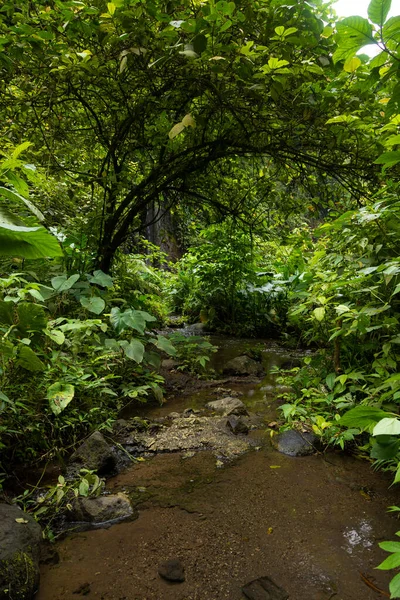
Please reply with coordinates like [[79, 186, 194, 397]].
[[35, 337, 400, 599]]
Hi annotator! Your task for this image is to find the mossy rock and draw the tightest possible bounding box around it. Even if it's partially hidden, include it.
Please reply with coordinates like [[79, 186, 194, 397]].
[[0, 504, 42, 600]]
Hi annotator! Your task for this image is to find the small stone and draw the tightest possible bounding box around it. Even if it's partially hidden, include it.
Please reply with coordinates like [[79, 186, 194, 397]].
[[273, 429, 317, 457], [168, 412, 180, 419], [206, 397, 248, 416], [242, 576, 289, 600], [69, 493, 134, 524], [226, 415, 249, 435], [158, 558, 185, 583], [161, 359, 180, 370]]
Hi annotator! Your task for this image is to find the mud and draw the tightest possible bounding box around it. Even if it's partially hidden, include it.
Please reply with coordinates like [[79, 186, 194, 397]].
[[36, 337, 400, 600]]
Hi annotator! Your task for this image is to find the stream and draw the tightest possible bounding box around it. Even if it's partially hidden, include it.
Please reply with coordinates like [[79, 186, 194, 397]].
[[36, 336, 400, 600]]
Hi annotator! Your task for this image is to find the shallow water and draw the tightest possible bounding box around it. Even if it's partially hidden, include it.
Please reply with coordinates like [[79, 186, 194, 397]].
[[37, 337, 400, 600]]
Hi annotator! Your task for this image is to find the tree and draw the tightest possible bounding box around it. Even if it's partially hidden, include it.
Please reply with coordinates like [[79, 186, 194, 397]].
[[0, 0, 385, 270]]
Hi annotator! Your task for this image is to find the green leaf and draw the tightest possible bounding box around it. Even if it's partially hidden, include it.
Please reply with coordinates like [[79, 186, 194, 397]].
[[326, 373, 336, 390], [368, 0, 391, 26], [79, 478, 90, 496], [0, 207, 62, 259], [47, 382, 75, 416], [0, 186, 44, 221], [344, 56, 361, 72], [16, 345, 45, 371], [380, 541, 400, 553], [374, 151, 400, 169], [376, 551, 400, 570], [45, 329, 65, 345], [389, 572, 400, 598], [88, 270, 113, 288], [313, 306, 325, 321], [340, 406, 390, 431], [51, 274, 80, 292], [80, 296, 105, 315], [152, 335, 177, 356], [333, 17, 374, 64], [119, 339, 145, 363], [17, 302, 47, 334], [110, 308, 155, 334], [373, 418, 400, 436]]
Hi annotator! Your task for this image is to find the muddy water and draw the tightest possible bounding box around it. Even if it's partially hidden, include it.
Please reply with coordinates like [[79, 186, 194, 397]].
[[37, 338, 400, 600]]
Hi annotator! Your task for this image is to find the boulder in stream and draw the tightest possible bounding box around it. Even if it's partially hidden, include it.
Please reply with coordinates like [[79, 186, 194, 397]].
[[69, 431, 116, 475], [242, 576, 289, 600], [222, 355, 264, 377], [0, 503, 42, 600], [69, 493, 134, 525], [206, 397, 248, 416], [226, 415, 249, 435], [273, 429, 317, 457]]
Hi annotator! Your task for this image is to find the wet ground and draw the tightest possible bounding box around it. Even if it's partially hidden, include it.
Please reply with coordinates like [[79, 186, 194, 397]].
[[36, 337, 400, 600]]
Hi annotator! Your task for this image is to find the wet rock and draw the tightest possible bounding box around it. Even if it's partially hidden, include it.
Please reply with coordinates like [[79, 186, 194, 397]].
[[242, 576, 289, 600], [183, 408, 200, 417], [69, 493, 134, 524], [158, 558, 185, 582], [212, 387, 243, 397], [222, 355, 264, 377], [206, 397, 248, 416], [274, 429, 317, 457], [226, 415, 249, 435], [69, 431, 116, 475], [161, 359, 180, 370], [141, 416, 251, 459], [168, 412, 181, 419], [0, 503, 42, 600], [112, 419, 130, 433]]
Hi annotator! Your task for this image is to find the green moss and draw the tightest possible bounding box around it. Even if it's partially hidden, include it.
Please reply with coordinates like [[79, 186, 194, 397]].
[[0, 550, 38, 600]]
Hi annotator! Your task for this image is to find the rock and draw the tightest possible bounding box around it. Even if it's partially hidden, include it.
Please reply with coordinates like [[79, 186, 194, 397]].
[[69, 431, 116, 475], [168, 412, 181, 419], [69, 493, 134, 524], [183, 408, 200, 417], [222, 355, 264, 377], [206, 397, 248, 416], [274, 429, 317, 457], [0, 503, 42, 600], [161, 359, 180, 370], [226, 415, 249, 435], [158, 558, 185, 583], [242, 576, 289, 600], [139, 416, 251, 459]]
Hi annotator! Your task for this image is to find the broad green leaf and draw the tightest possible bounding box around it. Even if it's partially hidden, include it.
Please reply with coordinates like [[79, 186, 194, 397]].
[[17, 302, 47, 334], [45, 329, 65, 345], [79, 478, 90, 496], [343, 56, 361, 72], [88, 270, 113, 288], [389, 572, 400, 598], [376, 551, 400, 570], [326, 115, 359, 124], [16, 345, 45, 371], [371, 436, 400, 460], [80, 296, 106, 315], [47, 382, 75, 416], [0, 186, 44, 221], [333, 17, 374, 63], [119, 339, 145, 363], [51, 274, 80, 292], [373, 418, 400, 436], [340, 406, 390, 431], [0, 207, 62, 259], [152, 335, 177, 356], [374, 151, 400, 169], [313, 306, 325, 321], [169, 123, 185, 139], [326, 373, 336, 390], [368, 0, 391, 26]]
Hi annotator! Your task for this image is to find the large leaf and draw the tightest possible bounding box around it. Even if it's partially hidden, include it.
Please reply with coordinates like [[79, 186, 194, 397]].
[[17, 302, 47, 334], [88, 270, 113, 288], [16, 345, 45, 371], [80, 296, 105, 315], [376, 551, 400, 570], [119, 339, 145, 363], [371, 436, 400, 460], [0, 186, 44, 221], [51, 274, 80, 292], [389, 572, 400, 598], [47, 382, 75, 416], [110, 307, 155, 334], [152, 335, 177, 356], [333, 17, 374, 63], [373, 418, 400, 436], [368, 0, 391, 26], [0, 206, 62, 258], [339, 406, 390, 431]]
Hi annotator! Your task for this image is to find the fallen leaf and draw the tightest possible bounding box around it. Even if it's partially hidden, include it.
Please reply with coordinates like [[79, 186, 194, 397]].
[[15, 518, 28, 524], [267, 527, 273, 534], [270, 465, 281, 469]]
